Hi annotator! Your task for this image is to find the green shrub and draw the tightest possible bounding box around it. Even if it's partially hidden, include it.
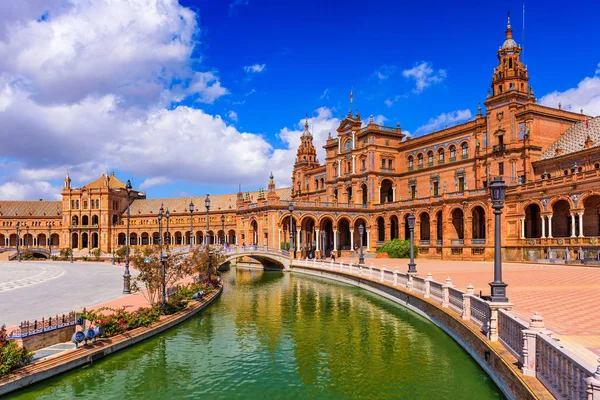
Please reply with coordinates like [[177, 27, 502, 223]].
[[91, 248, 102, 261], [116, 246, 127, 259], [21, 250, 34, 260], [280, 241, 290, 250], [0, 326, 33, 376], [82, 307, 161, 337], [376, 239, 417, 258]]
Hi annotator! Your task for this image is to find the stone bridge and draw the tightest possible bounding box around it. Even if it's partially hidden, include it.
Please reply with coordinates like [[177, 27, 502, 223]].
[[221, 247, 291, 270], [7, 248, 53, 260]]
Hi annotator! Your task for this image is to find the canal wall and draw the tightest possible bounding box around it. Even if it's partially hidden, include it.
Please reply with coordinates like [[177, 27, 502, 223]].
[[292, 265, 551, 400], [0, 284, 223, 397]]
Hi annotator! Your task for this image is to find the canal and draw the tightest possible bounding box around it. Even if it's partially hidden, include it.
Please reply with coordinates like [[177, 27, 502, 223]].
[[10, 268, 503, 399]]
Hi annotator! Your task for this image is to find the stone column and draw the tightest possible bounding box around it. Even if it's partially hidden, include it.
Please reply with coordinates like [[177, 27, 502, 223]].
[[487, 302, 513, 342], [585, 364, 600, 399], [296, 229, 301, 250], [352, 155, 356, 174], [578, 212, 584, 237], [350, 230, 354, 251], [547, 215, 553, 238], [442, 277, 452, 308], [333, 229, 338, 251], [277, 229, 281, 249], [462, 284, 474, 320], [392, 187, 396, 202], [521, 218, 525, 239], [571, 214, 577, 237], [366, 229, 370, 252], [521, 312, 547, 376], [541, 215, 546, 239], [315, 229, 320, 252], [377, 185, 381, 204], [338, 160, 341, 177]]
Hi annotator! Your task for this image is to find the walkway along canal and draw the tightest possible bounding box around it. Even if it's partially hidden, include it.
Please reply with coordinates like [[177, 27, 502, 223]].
[[8, 268, 502, 399]]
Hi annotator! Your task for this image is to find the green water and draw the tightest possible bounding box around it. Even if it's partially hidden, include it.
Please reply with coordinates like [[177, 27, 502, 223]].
[[9, 269, 503, 399]]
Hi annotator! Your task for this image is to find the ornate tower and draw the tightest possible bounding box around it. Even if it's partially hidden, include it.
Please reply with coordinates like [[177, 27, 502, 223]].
[[486, 12, 531, 108], [292, 118, 319, 197], [64, 172, 71, 190]]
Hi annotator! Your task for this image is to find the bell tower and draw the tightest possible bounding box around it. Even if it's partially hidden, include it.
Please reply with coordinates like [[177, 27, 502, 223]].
[[291, 118, 319, 197], [486, 12, 531, 108]]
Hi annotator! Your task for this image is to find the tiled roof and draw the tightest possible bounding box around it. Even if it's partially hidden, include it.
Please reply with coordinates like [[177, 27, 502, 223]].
[[540, 117, 600, 160], [0, 201, 62, 217], [128, 187, 292, 216], [84, 174, 127, 189]]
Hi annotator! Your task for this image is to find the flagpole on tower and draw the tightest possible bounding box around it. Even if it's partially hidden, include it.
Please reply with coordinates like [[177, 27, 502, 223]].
[[349, 89, 353, 113]]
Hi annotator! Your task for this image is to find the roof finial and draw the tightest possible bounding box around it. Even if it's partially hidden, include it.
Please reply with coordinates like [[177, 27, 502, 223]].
[[305, 114, 309, 130], [507, 10, 511, 30]]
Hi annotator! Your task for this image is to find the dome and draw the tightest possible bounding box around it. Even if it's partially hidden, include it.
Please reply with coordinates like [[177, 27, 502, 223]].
[[501, 38, 517, 50]]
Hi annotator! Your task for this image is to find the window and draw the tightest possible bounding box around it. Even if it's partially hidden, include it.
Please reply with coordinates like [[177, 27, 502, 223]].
[[408, 156, 414, 170], [427, 151, 433, 165], [388, 159, 392, 169], [438, 148, 445, 163], [83, 201, 88, 209], [381, 159, 386, 169], [461, 143, 468, 158], [361, 159, 366, 170], [417, 153, 423, 168], [499, 162, 504, 176], [519, 123, 525, 139], [410, 185, 416, 200], [483, 132, 487, 148], [449, 146, 456, 161], [458, 177, 465, 192], [433, 181, 439, 196]]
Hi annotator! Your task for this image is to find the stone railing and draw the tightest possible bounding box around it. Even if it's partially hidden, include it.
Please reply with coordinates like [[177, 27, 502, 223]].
[[291, 257, 600, 399]]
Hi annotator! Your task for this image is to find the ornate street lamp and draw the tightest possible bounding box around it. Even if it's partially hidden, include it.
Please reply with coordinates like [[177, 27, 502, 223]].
[[112, 220, 116, 265], [165, 209, 170, 253], [46, 221, 52, 252], [358, 224, 365, 265], [189, 200, 194, 251], [161, 252, 168, 313], [321, 230, 326, 260], [158, 205, 164, 252], [204, 194, 210, 248], [25, 224, 29, 249], [16, 222, 21, 262], [123, 179, 133, 294], [489, 177, 509, 302], [407, 214, 417, 274], [221, 215, 225, 247], [289, 202, 295, 257], [68, 226, 73, 263]]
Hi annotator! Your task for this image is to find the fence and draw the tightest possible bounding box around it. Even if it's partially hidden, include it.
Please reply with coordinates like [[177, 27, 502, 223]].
[[291, 257, 600, 399], [8, 312, 77, 338]]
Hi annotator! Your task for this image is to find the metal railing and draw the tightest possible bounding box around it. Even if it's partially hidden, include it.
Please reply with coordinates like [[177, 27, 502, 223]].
[[8, 312, 77, 338]]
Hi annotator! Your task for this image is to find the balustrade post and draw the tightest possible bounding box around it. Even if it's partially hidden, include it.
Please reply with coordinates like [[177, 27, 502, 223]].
[[521, 312, 547, 376], [487, 302, 513, 342], [462, 284, 474, 320], [424, 272, 432, 298], [407, 274, 414, 292], [585, 361, 600, 399], [442, 277, 452, 307]]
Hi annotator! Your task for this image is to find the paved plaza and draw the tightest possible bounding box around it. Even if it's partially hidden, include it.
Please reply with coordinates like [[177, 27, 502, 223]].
[[0, 261, 132, 327], [340, 256, 600, 362]]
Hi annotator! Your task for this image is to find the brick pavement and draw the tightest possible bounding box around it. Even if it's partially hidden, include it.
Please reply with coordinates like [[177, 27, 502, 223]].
[[340, 256, 600, 363]]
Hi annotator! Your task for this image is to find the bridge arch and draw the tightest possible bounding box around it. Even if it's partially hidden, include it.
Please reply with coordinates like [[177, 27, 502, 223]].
[[220, 248, 290, 271]]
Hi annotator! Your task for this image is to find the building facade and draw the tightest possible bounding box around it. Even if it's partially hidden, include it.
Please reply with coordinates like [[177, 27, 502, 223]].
[[1, 17, 599, 262]]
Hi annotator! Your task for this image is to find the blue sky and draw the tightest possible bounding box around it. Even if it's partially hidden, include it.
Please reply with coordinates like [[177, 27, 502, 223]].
[[0, 0, 599, 200]]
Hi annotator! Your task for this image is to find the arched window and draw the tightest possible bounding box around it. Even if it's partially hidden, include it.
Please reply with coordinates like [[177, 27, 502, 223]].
[[344, 139, 353, 152], [438, 148, 445, 163], [461, 142, 468, 158], [408, 156, 414, 169], [449, 145, 456, 160], [417, 153, 423, 168], [427, 151, 433, 165]]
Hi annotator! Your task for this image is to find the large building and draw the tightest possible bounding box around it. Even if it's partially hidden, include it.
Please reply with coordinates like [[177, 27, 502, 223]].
[[1, 17, 599, 262]]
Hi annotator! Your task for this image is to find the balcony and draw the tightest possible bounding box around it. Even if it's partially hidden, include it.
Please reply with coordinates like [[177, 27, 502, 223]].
[[408, 166, 414, 171], [69, 224, 99, 229], [472, 239, 486, 245], [427, 162, 434, 167], [461, 154, 468, 160], [449, 157, 456, 162], [417, 164, 423, 170], [492, 144, 506, 153], [436, 240, 442, 246], [419, 240, 430, 246]]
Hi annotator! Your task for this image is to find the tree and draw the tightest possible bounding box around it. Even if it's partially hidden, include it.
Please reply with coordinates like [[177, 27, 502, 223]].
[[130, 246, 192, 306], [376, 239, 417, 258], [183, 247, 226, 284]]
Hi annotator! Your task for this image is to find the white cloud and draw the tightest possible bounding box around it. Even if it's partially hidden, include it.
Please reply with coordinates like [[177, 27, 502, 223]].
[[243, 64, 266, 74], [539, 68, 600, 116], [229, 0, 249, 17], [139, 176, 170, 190], [320, 88, 330, 99], [402, 61, 447, 93], [227, 110, 238, 122], [415, 109, 472, 135], [361, 114, 388, 127], [373, 65, 396, 81], [384, 94, 406, 107], [0, 180, 61, 200], [188, 72, 228, 104]]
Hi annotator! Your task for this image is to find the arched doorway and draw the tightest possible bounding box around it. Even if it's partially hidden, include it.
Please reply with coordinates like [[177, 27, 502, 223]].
[[118, 233, 126, 246], [91, 232, 99, 248], [404, 214, 411, 240], [141, 232, 149, 245], [37, 233, 47, 248], [250, 220, 258, 245], [82, 216, 89, 226], [338, 218, 351, 251], [319, 217, 334, 257], [92, 215, 99, 225], [281, 216, 297, 250], [451, 209, 464, 242], [71, 232, 79, 248], [420, 212, 430, 241], [436, 210, 443, 243], [583, 195, 600, 236], [196, 231, 203, 246], [346, 186, 353, 205], [130, 232, 138, 246], [472, 206, 486, 241], [81, 232, 89, 248], [9, 234, 17, 247], [390, 215, 398, 240], [50, 233, 60, 247], [377, 217, 385, 242], [72, 216, 79, 226], [153, 232, 160, 245], [354, 218, 368, 251], [524, 204, 542, 238], [300, 217, 316, 257], [552, 200, 571, 238], [174, 232, 182, 245], [228, 229, 236, 244], [380, 179, 394, 203]]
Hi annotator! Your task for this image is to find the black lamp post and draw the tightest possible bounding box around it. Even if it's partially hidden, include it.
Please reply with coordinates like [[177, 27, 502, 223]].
[[204, 195, 210, 248], [165, 209, 170, 253], [46, 222, 52, 252], [289, 202, 295, 257], [489, 177, 509, 302], [68, 226, 73, 263], [221, 215, 225, 247], [112, 221, 116, 265], [25, 224, 29, 249], [407, 214, 417, 274], [358, 224, 365, 265], [321, 230, 326, 259], [123, 179, 132, 294], [161, 252, 167, 313], [16, 222, 21, 262], [189, 200, 194, 251], [158, 205, 164, 251]]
